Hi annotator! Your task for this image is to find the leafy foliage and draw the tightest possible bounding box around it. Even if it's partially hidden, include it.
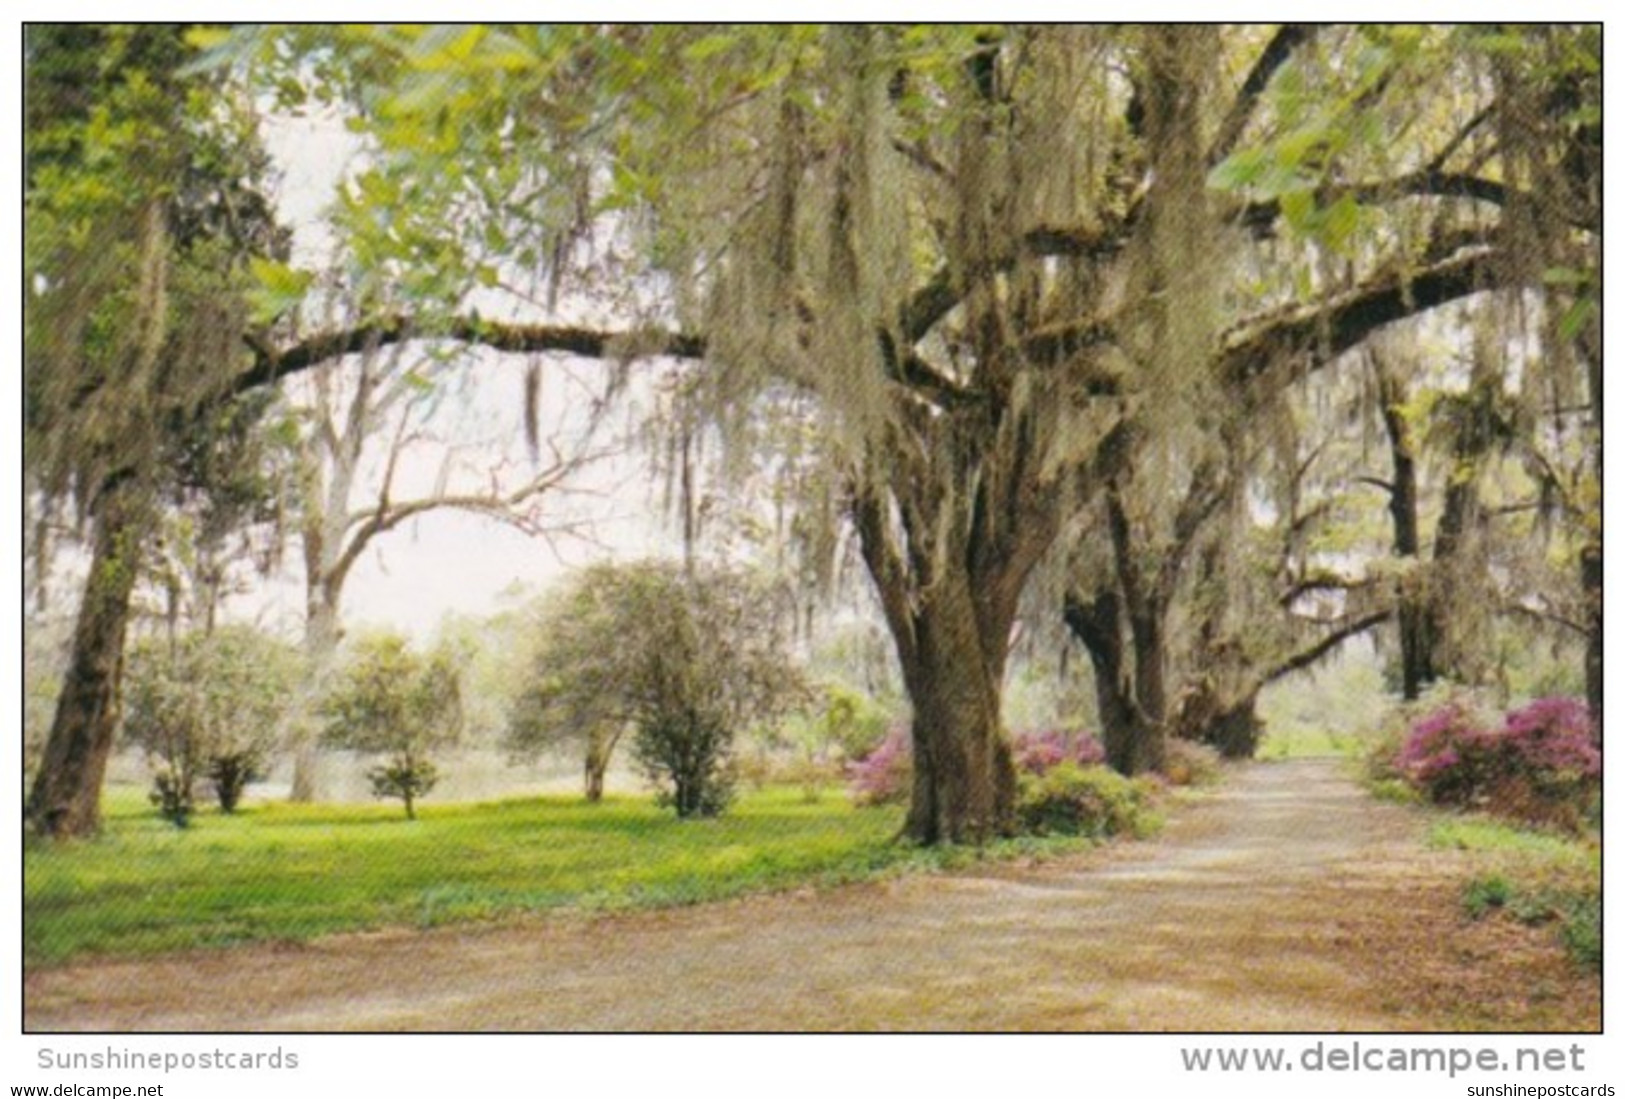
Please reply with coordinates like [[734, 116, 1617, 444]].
[[508, 561, 806, 818], [25, 25, 287, 511], [814, 685, 894, 763], [149, 765, 195, 829], [1016, 763, 1155, 840], [322, 632, 464, 819], [121, 626, 300, 816]]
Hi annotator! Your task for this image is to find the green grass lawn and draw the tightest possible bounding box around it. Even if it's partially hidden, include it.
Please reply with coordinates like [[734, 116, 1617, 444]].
[[25, 785, 1091, 967]]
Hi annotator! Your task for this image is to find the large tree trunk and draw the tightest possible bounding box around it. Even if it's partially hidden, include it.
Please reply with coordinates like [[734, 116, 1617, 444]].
[[1126, 608, 1170, 769], [1169, 680, 1263, 760], [583, 727, 615, 802], [1581, 543, 1601, 729], [27, 481, 149, 838], [289, 586, 341, 802], [896, 571, 1016, 845], [1375, 358, 1436, 700], [853, 454, 1048, 845], [1064, 590, 1160, 775], [1577, 317, 1601, 731]]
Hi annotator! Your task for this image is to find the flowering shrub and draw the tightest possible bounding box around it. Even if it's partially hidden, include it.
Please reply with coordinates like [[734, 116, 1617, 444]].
[[846, 724, 912, 806], [1396, 696, 1598, 827], [1501, 698, 1600, 780], [1010, 728, 1106, 776], [848, 725, 1106, 805], [1395, 701, 1496, 805]]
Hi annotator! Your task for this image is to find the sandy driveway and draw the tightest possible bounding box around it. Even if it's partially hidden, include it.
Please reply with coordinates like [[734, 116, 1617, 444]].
[[24, 759, 1597, 1032]]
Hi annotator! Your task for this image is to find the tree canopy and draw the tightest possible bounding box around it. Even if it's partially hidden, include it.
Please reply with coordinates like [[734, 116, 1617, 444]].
[[24, 24, 1600, 844]]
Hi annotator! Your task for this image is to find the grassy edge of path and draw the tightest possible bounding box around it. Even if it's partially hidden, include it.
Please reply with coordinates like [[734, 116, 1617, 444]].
[[27, 782, 1152, 967]]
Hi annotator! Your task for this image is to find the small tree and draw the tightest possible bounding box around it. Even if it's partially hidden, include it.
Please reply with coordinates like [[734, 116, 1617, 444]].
[[322, 633, 462, 819], [122, 626, 299, 821], [508, 663, 627, 803], [509, 562, 804, 818]]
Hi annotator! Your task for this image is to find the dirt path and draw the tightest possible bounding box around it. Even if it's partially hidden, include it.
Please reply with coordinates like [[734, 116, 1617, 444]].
[[25, 759, 1596, 1032]]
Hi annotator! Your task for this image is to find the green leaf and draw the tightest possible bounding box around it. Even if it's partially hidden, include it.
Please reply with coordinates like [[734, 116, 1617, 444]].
[[183, 27, 231, 51], [246, 258, 313, 324], [386, 71, 463, 116], [1558, 298, 1596, 343], [1321, 194, 1362, 254], [1279, 190, 1315, 234], [1207, 148, 1268, 192]]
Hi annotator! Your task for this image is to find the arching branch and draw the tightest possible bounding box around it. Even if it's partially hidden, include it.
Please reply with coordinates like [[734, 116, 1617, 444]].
[[1262, 609, 1392, 685], [1219, 246, 1501, 388], [1210, 24, 1319, 166], [242, 319, 707, 395]]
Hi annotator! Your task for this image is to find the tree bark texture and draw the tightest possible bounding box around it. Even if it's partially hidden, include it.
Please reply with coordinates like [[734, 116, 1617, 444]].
[[28, 481, 150, 838], [896, 570, 1018, 845], [1375, 358, 1437, 701]]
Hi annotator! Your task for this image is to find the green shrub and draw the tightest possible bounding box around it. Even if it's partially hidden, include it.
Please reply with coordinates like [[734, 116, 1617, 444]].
[[366, 755, 439, 821], [1560, 893, 1601, 970], [1462, 874, 1512, 919], [1016, 763, 1152, 839], [636, 713, 737, 819], [818, 685, 893, 762], [1459, 873, 1600, 971], [149, 765, 195, 829]]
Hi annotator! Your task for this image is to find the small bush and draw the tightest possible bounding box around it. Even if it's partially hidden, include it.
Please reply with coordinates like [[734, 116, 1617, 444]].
[[1163, 739, 1223, 787], [1462, 874, 1513, 919], [850, 726, 1110, 807], [1396, 701, 1496, 803], [637, 713, 738, 819], [367, 755, 439, 820], [1560, 893, 1602, 970], [149, 766, 194, 829], [818, 686, 893, 762], [206, 751, 264, 814], [1016, 763, 1152, 839], [847, 724, 911, 806], [1395, 695, 1598, 828], [1460, 875, 1600, 971], [1010, 728, 1105, 776]]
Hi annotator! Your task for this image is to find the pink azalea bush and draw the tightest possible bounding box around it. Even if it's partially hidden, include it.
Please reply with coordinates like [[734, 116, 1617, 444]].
[[848, 725, 1105, 805], [1397, 696, 1598, 827], [846, 723, 912, 806], [1011, 728, 1106, 775]]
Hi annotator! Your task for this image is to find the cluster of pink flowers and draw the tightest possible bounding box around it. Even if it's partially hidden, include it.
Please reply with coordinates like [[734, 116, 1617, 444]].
[[1397, 696, 1598, 810], [848, 725, 1106, 805], [1501, 697, 1600, 777], [846, 724, 912, 806], [1010, 727, 1106, 775]]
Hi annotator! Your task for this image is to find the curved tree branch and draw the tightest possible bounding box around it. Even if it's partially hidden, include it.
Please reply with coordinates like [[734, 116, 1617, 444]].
[[1209, 24, 1319, 166], [1262, 609, 1392, 685], [242, 319, 708, 395], [1219, 246, 1502, 389]]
